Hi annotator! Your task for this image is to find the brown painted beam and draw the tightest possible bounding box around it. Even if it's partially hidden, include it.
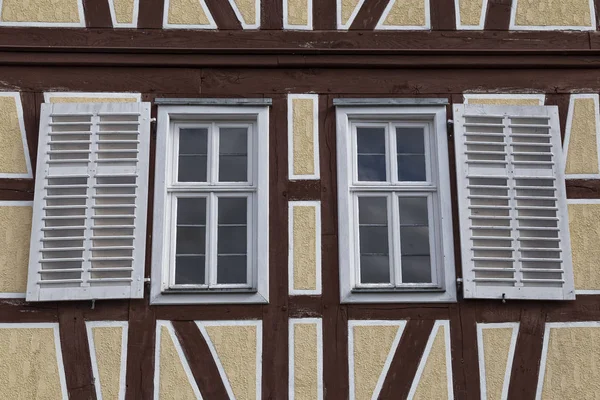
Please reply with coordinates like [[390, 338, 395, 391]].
[[0, 179, 34, 201], [204, 0, 243, 30], [261, 0, 283, 29], [125, 300, 156, 400], [484, 0, 513, 30], [58, 304, 97, 400], [287, 180, 321, 201], [313, 0, 337, 30], [172, 321, 229, 400], [378, 319, 435, 399], [449, 302, 480, 398], [0, 300, 57, 322], [545, 93, 571, 143], [138, 0, 164, 28], [507, 307, 546, 399], [20, 92, 41, 175], [349, 0, 389, 30], [430, 0, 456, 30], [82, 0, 113, 28], [595, 0, 600, 30], [567, 180, 600, 199]]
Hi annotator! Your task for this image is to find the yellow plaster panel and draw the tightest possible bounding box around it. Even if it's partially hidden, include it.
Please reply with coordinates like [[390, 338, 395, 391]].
[[292, 97, 316, 176], [340, 0, 360, 26], [293, 323, 318, 400], [0, 326, 64, 399], [569, 204, 600, 290], [458, 0, 484, 26], [293, 205, 317, 291], [206, 324, 257, 400], [113, 0, 135, 24], [92, 326, 123, 400], [482, 328, 513, 400], [0, 96, 28, 175], [158, 326, 198, 400], [287, 0, 309, 26], [514, 0, 592, 27], [232, 0, 256, 26], [541, 326, 600, 399], [352, 324, 398, 400], [48, 96, 138, 103], [1, 0, 80, 23], [382, 0, 426, 27], [0, 205, 32, 294], [566, 97, 599, 175], [413, 325, 448, 400], [467, 98, 542, 106], [168, 0, 211, 25]]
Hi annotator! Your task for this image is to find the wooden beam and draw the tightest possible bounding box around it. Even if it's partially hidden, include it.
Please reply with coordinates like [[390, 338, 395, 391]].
[[313, 0, 337, 30], [430, 0, 456, 30], [484, 0, 513, 30], [138, 0, 164, 28], [0, 179, 34, 201], [287, 180, 321, 201], [261, 0, 283, 29], [82, 0, 113, 28], [204, 0, 243, 30], [125, 300, 156, 400], [349, 0, 389, 30]]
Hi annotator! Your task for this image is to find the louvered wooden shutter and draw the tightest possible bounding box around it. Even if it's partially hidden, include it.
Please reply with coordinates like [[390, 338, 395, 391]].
[[454, 104, 574, 300], [26, 102, 151, 302]]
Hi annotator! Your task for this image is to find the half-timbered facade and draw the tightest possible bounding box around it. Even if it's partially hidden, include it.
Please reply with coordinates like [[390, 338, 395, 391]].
[[1, 1, 600, 399]]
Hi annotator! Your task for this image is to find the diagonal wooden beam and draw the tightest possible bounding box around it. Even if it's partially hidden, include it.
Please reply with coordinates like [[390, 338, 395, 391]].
[[82, 0, 113, 28], [205, 0, 243, 30], [545, 93, 570, 143], [172, 321, 230, 399], [138, 0, 165, 28], [484, 0, 513, 30], [377, 319, 435, 399], [430, 0, 456, 30], [349, 0, 389, 30]]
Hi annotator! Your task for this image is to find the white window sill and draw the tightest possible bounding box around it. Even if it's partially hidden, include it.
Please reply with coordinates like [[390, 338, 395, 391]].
[[150, 290, 268, 305], [341, 287, 457, 303]]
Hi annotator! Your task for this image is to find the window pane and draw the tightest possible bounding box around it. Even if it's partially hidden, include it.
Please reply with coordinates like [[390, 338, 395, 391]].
[[358, 197, 390, 284], [357, 127, 386, 181], [401, 256, 431, 283], [396, 127, 426, 181], [217, 197, 248, 284], [219, 127, 248, 182], [399, 196, 432, 284], [178, 128, 208, 182], [177, 197, 207, 225], [176, 227, 206, 256], [398, 197, 428, 226], [175, 256, 205, 284], [400, 227, 430, 255]]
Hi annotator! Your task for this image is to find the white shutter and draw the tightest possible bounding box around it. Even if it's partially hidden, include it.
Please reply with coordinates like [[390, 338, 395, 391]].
[[454, 104, 574, 300], [26, 102, 151, 302]]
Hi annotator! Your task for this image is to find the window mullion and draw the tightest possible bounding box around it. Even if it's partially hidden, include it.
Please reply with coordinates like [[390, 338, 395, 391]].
[[208, 192, 219, 287], [389, 122, 398, 184], [391, 192, 402, 286], [210, 122, 218, 184]]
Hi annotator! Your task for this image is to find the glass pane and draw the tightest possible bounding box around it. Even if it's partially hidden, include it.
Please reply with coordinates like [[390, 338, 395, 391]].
[[357, 127, 386, 181], [400, 227, 430, 256], [217, 255, 247, 284], [358, 196, 390, 284], [178, 128, 208, 182], [398, 197, 428, 226], [219, 127, 248, 182], [217, 197, 248, 284], [177, 197, 206, 225], [176, 227, 206, 255], [396, 127, 426, 181], [401, 256, 431, 283], [175, 256, 205, 284]]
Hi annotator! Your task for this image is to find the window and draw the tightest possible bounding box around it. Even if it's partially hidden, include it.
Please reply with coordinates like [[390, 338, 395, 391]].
[[27, 102, 151, 301], [335, 100, 456, 303], [454, 104, 574, 300], [151, 102, 269, 304]]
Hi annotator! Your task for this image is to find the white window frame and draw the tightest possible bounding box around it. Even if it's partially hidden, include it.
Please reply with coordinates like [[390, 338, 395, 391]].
[[151, 105, 269, 304], [336, 105, 456, 303]]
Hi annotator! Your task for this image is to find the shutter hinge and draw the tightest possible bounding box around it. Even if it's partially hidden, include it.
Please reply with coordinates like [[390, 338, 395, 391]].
[[150, 118, 157, 123], [144, 277, 151, 283], [447, 119, 454, 138]]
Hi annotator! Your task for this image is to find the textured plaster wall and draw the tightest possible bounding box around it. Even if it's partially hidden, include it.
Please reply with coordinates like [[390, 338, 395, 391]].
[[541, 326, 600, 399], [113, 0, 135, 24], [381, 0, 426, 26], [458, 0, 484, 26], [340, 0, 360, 26], [167, 0, 211, 25], [158, 326, 198, 400], [206, 325, 257, 400], [481, 327, 513, 400], [1, 0, 80, 23], [48, 96, 138, 104], [232, 0, 256, 26], [568, 204, 600, 290], [0, 327, 63, 399], [566, 97, 599, 175], [514, 0, 592, 27], [0, 205, 32, 294], [293, 323, 318, 400], [352, 324, 398, 400], [413, 325, 448, 400], [467, 98, 542, 106], [293, 205, 317, 291], [287, 0, 309, 26], [0, 96, 28, 175], [292, 97, 316, 176], [92, 326, 123, 400]]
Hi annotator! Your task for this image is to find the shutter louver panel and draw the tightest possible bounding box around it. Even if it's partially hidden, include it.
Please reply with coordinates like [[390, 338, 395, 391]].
[[454, 104, 574, 301], [27, 102, 151, 302]]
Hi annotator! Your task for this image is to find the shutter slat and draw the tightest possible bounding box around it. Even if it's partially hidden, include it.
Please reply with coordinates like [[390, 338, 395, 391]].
[[27, 102, 150, 302], [454, 104, 575, 301]]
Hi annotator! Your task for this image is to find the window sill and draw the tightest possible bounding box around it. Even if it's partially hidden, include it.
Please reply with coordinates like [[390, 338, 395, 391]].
[[150, 289, 268, 305], [341, 287, 456, 303]]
